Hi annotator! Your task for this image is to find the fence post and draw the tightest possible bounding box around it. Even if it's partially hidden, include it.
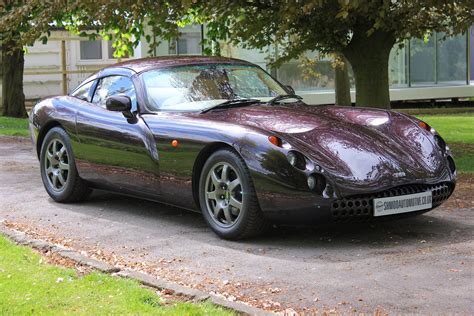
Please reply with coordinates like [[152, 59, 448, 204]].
[[61, 40, 67, 94]]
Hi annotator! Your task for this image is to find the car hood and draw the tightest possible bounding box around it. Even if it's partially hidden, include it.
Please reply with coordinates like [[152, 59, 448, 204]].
[[202, 105, 450, 194]]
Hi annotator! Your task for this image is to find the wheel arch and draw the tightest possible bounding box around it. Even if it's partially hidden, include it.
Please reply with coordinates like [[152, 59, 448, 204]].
[[36, 121, 63, 158], [192, 142, 240, 209]]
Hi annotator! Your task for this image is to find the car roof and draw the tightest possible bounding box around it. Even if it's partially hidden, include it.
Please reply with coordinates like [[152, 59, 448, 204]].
[[102, 56, 254, 74]]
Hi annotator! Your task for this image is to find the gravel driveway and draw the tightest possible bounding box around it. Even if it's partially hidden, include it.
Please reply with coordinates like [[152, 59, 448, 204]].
[[0, 137, 472, 313]]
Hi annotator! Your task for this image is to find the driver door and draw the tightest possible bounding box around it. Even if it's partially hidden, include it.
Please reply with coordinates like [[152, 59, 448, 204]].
[[74, 75, 160, 196]]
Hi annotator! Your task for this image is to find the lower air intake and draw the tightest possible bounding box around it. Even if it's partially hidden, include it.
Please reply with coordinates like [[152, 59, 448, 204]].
[[331, 182, 453, 222]]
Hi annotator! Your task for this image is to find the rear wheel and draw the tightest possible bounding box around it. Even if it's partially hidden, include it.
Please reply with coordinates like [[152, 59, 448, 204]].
[[199, 149, 269, 240], [40, 127, 91, 202]]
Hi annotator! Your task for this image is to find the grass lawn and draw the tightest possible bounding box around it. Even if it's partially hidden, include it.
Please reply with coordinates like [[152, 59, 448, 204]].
[[0, 116, 29, 137], [0, 235, 233, 315], [416, 114, 474, 144], [416, 114, 474, 173]]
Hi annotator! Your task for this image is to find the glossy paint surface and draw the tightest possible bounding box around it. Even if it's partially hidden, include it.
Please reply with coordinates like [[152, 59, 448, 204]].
[[29, 57, 456, 222]]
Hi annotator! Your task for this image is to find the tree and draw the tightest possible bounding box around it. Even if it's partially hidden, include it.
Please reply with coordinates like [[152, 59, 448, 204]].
[[0, 1, 69, 117], [0, 1, 185, 117], [334, 54, 351, 106], [1, 31, 26, 117], [334, 59, 351, 106], [1, 1, 472, 114], [185, 0, 473, 108]]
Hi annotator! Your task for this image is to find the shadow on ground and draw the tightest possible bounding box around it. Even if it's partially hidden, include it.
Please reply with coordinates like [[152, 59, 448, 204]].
[[64, 190, 472, 263]]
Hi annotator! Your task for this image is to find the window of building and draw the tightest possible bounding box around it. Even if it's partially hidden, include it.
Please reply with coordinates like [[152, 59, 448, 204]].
[[177, 32, 202, 55], [410, 36, 436, 85], [79, 40, 133, 61], [80, 40, 102, 60], [168, 25, 203, 55], [409, 32, 467, 85], [471, 26, 474, 82], [437, 33, 467, 83], [158, 26, 470, 93], [389, 45, 408, 87]]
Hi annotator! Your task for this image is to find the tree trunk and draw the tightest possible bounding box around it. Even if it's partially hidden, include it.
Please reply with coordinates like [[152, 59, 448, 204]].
[[334, 55, 351, 106], [343, 29, 395, 109], [2, 39, 26, 118], [348, 52, 391, 108]]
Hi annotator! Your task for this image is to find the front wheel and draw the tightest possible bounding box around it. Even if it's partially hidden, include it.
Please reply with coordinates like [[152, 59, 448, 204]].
[[40, 127, 91, 202], [199, 149, 269, 240]]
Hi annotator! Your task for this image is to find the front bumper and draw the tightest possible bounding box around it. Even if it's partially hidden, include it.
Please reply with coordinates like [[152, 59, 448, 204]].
[[262, 181, 455, 225]]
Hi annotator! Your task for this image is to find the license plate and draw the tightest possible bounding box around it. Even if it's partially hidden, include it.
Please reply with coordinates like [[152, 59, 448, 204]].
[[373, 191, 432, 217]]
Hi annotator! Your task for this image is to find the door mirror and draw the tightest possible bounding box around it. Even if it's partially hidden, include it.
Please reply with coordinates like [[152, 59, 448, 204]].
[[106, 95, 132, 113], [285, 85, 295, 95]]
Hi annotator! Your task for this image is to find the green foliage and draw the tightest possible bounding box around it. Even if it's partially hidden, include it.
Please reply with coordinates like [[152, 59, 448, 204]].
[[417, 114, 474, 144], [0, 1, 185, 57], [0, 1, 473, 107], [4, 1, 470, 62], [180, 1, 473, 107], [177, 1, 473, 66], [0, 235, 233, 315], [0, 116, 29, 136], [449, 145, 474, 173], [416, 114, 474, 173]]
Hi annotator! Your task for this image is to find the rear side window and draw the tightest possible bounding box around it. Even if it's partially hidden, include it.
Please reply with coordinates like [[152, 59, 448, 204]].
[[92, 76, 136, 109], [71, 80, 95, 102]]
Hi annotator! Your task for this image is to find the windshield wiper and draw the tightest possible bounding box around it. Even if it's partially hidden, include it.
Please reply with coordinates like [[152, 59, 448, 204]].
[[267, 94, 303, 105], [200, 98, 261, 113]]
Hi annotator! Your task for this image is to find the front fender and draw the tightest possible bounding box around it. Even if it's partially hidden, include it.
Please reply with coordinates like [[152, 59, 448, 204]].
[[30, 97, 79, 158], [237, 132, 334, 215]]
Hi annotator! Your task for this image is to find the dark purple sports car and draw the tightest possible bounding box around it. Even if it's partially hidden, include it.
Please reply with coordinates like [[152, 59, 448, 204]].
[[29, 56, 456, 239]]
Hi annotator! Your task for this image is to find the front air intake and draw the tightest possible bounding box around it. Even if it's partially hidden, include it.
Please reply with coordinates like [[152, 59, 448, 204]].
[[331, 182, 453, 222]]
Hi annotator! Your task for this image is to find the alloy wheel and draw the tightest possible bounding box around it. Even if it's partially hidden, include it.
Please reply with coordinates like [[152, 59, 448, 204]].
[[204, 162, 243, 227], [44, 138, 69, 191]]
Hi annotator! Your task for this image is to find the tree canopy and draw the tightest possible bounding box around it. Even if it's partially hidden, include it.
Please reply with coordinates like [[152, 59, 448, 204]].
[[0, 0, 473, 116], [183, 0, 473, 107]]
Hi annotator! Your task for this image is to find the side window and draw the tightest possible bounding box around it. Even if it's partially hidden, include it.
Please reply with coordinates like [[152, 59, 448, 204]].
[[71, 80, 95, 102], [92, 76, 136, 109]]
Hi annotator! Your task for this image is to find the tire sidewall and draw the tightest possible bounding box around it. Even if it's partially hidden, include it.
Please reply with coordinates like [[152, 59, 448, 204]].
[[199, 149, 256, 239], [40, 127, 80, 202]]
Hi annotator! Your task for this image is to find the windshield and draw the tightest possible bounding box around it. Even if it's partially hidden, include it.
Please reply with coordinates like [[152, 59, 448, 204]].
[[141, 64, 288, 112]]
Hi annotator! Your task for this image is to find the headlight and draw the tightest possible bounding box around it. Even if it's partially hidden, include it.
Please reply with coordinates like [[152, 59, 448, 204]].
[[434, 135, 446, 152], [447, 156, 456, 174], [287, 151, 307, 170], [419, 120, 448, 153], [307, 174, 326, 195], [287, 151, 297, 165]]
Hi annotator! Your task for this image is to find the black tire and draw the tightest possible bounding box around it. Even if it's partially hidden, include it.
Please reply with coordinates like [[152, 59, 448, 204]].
[[199, 149, 269, 240], [39, 127, 91, 202]]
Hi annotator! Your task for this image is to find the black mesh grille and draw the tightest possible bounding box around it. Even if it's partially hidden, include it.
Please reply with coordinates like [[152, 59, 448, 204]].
[[331, 182, 453, 222]]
